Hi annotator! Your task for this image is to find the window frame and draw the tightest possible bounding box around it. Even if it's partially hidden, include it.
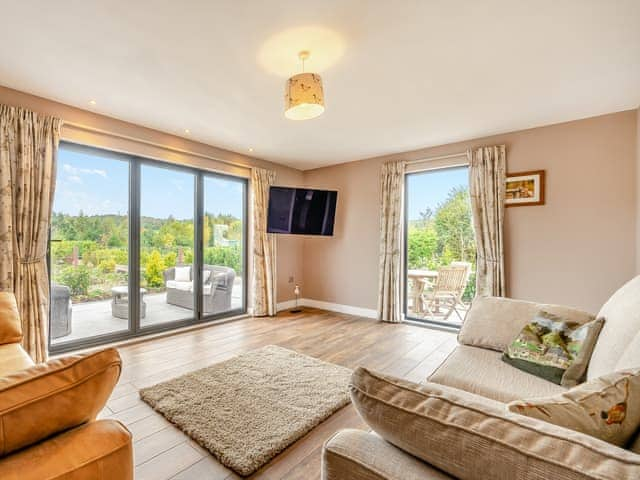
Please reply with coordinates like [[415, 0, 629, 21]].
[[48, 141, 248, 354]]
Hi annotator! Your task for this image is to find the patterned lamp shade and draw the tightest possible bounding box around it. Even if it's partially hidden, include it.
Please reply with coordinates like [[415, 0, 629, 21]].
[[284, 73, 325, 120]]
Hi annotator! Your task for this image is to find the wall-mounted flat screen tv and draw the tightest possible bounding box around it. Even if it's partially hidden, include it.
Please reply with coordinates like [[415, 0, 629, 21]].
[[267, 186, 338, 236]]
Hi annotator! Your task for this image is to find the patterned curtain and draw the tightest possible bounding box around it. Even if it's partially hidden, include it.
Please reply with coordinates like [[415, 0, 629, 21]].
[[468, 145, 506, 297], [377, 160, 405, 323], [0, 104, 62, 362], [251, 168, 276, 316]]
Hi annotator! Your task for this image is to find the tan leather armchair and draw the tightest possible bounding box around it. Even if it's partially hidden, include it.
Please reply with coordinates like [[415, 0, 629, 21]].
[[0, 292, 133, 480]]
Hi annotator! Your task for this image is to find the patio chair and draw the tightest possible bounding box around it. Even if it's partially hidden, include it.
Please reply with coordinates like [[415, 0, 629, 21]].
[[50, 284, 72, 339], [420, 264, 470, 322]]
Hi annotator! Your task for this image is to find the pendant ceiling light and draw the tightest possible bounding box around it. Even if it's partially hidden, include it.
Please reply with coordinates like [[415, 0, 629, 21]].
[[284, 51, 325, 121]]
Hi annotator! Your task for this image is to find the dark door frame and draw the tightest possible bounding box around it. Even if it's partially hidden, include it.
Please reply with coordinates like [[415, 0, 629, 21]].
[[48, 141, 248, 354]]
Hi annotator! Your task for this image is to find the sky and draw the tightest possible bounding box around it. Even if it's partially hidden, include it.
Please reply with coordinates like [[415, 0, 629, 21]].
[[406, 167, 468, 220], [54, 146, 244, 219]]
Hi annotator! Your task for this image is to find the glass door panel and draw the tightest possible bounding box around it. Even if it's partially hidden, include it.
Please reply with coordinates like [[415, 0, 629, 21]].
[[50, 144, 131, 345], [139, 164, 196, 327], [202, 175, 246, 316], [405, 166, 476, 328]]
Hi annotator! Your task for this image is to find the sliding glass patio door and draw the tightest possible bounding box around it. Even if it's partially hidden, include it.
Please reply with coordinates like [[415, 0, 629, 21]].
[[139, 163, 197, 328], [49, 145, 133, 345], [49, 142, 247, 353], [202, 173, 247, 315], [404, 166, 476, 329]]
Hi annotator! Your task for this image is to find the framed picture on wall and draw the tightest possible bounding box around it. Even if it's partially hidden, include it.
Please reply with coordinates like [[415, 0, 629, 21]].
[[505, 170, 545, 207]]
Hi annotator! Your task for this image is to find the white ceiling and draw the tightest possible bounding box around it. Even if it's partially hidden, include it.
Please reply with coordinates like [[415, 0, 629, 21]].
[[1, 0, 639, 170]]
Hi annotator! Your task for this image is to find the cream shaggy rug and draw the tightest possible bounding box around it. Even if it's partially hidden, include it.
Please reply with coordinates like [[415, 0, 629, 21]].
[[139, 345, 352, 476]]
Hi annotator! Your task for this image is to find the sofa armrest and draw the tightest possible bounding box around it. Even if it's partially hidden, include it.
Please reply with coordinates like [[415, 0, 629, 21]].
[[322, 429, 453, 480], [350, 367, 640, 480], [0, 293, 22, 346], [0, 419, 132, 480], [458, 296, 594, 351]]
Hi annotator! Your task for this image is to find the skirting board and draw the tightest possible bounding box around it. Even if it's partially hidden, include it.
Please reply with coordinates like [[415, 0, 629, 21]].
[[276, 298, 377, 319]]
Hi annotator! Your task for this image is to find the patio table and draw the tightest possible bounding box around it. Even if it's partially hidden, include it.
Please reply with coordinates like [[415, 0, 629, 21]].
[[407, 269, 438, 314], [111, 286, 147, 319]]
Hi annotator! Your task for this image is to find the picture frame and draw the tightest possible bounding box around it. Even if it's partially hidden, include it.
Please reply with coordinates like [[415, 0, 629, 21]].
[[505, 170, 545, 207]]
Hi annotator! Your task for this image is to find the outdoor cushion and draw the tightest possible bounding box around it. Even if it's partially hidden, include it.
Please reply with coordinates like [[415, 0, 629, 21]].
[[174, 266, 191, 282], [429, 345, 565, 402], [350, 367, 640, 480], [502, 312, 604, 386], [508, 368, 640, 448], [165, 280, 192, 291], [0, 348, 121, 456], [458, 296, 594, 352]]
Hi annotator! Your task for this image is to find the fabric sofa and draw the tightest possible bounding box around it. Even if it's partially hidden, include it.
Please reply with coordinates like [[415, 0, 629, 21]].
[[323, 276, 640, 479], [163, 264, 236, 315], [0, 292, 133, 480]]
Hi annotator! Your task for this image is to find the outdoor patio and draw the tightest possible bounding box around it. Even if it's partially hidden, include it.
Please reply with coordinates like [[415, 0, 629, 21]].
[[52, 278, 244, 344]]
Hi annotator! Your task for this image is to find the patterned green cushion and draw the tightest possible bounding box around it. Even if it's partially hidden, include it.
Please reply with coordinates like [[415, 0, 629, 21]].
[[502, 311, 604, 386]]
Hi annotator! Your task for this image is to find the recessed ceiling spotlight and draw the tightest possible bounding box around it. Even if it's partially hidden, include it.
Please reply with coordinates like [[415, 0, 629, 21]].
[[184, 129, 190, 134], [248, 147, 254, 153], [88, 100, 97, 106]]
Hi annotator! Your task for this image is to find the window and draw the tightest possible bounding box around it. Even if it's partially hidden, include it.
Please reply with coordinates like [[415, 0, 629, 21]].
[[404, 166, 476, 328], [49, 142, 248, 352]]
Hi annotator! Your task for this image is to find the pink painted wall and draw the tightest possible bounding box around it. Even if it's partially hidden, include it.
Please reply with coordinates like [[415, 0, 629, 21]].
[[302, 111, 638, 314]]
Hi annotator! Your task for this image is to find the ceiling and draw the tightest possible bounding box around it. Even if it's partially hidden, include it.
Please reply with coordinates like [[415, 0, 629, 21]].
[[1, 1, 639, 170]]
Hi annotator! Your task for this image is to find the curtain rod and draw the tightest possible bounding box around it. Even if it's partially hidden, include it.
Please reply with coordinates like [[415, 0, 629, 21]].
[[63, 121, 252, 171], [405, 151, 468, 165]]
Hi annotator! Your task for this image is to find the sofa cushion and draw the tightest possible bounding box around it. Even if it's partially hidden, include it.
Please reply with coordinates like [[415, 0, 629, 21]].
[[323, 429, 454, 480], [616, 330, 640, 372], [429, 345, 566, 402], [589, 276, 640, 380], [350, 367, 640, 480], [0, 293, 22, 346], [458, 296, 594, 352], [508, 368, 640, 448], [0, 344, 34, 378], [502, 313, 604, 386], [0, 348, 121, 456]]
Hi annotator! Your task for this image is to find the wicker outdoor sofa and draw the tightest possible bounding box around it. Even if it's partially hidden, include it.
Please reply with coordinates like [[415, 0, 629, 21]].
[[163, 264, 236, 315]]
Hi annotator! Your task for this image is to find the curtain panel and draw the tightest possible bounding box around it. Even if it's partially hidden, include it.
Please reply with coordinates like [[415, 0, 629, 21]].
[[377, 160, 406, 323], [468, 145, 506, 298], [0, 104, 62, 362], [251, 168, 276, 316]]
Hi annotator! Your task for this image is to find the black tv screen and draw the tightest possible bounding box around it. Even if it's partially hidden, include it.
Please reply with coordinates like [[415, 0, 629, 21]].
[[267, 186, 338, 236]]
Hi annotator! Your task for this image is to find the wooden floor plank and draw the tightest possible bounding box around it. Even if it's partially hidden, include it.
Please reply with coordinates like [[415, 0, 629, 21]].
[[105, 308, 455, 479]]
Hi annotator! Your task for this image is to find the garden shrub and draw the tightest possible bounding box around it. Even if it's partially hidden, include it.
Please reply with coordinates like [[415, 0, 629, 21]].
[[57, 265, 91, 296], [144, 250, 165, 288]]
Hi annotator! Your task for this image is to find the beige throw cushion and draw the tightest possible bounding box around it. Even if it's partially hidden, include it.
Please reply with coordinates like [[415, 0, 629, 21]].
[[350, 367, 640, 480], [458, 296, 595, 352], [508, 368, 640, 447]]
